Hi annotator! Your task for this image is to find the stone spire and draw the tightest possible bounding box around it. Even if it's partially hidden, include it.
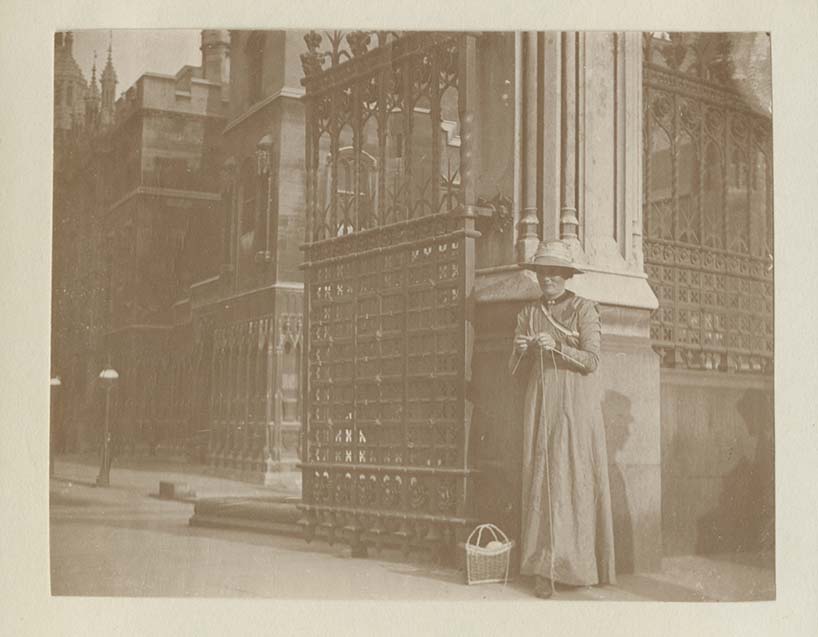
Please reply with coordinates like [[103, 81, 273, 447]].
[[53, 30, 89, 132], [100, 34, 118, 127], [85, 52, 101, 127]]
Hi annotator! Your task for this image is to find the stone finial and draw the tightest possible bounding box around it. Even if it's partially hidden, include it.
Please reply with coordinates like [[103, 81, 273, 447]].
[[300, 30, 326, 77], [346, 31, 371, 58]]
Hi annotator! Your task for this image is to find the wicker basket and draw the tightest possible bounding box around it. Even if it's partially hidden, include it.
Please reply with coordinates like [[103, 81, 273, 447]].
[[465, 523, 514, 585]]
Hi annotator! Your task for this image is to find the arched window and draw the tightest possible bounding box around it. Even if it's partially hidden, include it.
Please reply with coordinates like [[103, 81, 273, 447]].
[[646, 116, 673, 240], [323, 146, 378, 236], [220, 158, 237, 270], [676, 127, 700, 244], [701, 141, 724, 249], [239, 160, 256, 238], [726, 148, 750, 253], [236, 159, 257, 280], [246, 32, 265, 105], [750, 149, 770, 257], [255, 135, 272, 256]]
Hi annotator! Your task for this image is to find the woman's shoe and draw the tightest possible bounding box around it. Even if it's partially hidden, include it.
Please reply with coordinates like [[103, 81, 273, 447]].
[[534, 576, 554, 599]]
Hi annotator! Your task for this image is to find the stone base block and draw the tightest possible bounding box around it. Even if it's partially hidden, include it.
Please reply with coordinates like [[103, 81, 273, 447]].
[[158, 481, 196, 500]]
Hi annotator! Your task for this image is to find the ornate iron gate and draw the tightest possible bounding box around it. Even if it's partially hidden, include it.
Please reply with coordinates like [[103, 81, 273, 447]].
[[643, 33, 773, 373], [298, 31, 480, 556]]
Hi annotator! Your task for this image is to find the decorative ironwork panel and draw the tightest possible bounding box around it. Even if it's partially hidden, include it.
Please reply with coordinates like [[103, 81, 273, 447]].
[[301, 215, 473, 551], [302, 31, 462, 242], [209, 317, 275, 472], [644, 33, 773, 373], [299, 31, 476, 554]]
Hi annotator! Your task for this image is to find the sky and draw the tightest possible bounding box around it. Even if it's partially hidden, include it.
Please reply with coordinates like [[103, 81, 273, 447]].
[[70, 30, 201, 97]]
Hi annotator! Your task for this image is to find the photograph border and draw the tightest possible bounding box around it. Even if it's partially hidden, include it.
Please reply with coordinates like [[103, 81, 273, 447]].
[[3, 0, 818, 635]]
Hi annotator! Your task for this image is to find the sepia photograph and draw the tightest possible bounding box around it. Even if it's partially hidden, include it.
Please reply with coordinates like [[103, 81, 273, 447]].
[[46, 26, 777, 603]]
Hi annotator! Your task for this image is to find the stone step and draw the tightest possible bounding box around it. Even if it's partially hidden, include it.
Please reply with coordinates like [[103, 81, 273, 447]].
[[189, 496, 302, 537], [188, 497, 470, 571], [158, 480, 196, 500]]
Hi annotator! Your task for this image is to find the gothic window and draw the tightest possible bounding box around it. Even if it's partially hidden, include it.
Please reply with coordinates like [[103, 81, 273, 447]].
[[646, 110, 673, 241], [750, 149, 771, 257], [322, 147, 377, 236], [239, 159, 256, 238], [701, 142, 724, 249], [726, 147, 750, 253], [220, 160, 237, 271], [246, 32, 265, 105], [677, 112, 700, 244], [234, 159, 258, 281], [255, 144, 271, 254]]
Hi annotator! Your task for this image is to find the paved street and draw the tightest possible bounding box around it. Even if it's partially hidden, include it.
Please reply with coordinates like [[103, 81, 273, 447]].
[[49, 456, 774, 601]]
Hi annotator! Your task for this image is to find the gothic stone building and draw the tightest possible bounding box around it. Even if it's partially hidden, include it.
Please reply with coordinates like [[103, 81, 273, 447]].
[[53, 30, 307, 483], [183, 30, 307, 479], [52, 30, 773, 569], [52, 31, 228, 459], [53, 32, 120, 453]]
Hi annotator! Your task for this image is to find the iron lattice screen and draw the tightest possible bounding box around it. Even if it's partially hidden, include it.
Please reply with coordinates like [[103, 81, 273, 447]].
[[643, 33, 773, 373], [298, 32, 477, 555], [209, 318, 275, 471], [301, 216, 471, 552]]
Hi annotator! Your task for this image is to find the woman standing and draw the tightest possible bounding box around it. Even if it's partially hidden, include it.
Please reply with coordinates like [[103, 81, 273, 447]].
[[509, 240, 616, 598]]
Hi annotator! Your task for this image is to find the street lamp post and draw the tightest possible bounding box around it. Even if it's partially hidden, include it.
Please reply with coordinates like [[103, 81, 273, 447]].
[[96, 364, 119, 487], [50, 375, 62, 478]]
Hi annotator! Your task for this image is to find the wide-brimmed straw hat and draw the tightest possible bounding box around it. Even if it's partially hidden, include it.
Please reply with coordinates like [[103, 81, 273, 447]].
[[521, 239, 585, 275]]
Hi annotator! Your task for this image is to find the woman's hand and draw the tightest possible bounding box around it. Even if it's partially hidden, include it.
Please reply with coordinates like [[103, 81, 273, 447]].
[[514, 335, 530, 354], [534, 333, 557, 350]]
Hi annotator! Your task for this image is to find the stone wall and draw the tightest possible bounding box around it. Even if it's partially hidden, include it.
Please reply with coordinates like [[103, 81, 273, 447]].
[[275, 96, 306, 283], [660, 370, 774, 555]]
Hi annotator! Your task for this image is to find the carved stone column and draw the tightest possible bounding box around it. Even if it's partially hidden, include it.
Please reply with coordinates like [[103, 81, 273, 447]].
[[517, 32, 540, 262], [560, 32, 580, 246], [473, 31, 662, 575], [568, 32, 655, 307]]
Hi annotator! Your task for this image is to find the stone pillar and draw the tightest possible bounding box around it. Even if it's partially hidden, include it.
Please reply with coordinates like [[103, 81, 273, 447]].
[[568, 30, 661, 574], [517, 32, 541, 262], [472, 31, 662, 575], [539, 32, 561, 241], [560, 32, 580, 246]]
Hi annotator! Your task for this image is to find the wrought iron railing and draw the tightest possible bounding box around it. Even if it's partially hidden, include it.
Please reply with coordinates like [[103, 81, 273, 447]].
[[301, 31, 462, 241], [644, 239, 772, 372], [299, 31, 479, 556], [643, 33, 773, 373], [209, 317, 275, 472]]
